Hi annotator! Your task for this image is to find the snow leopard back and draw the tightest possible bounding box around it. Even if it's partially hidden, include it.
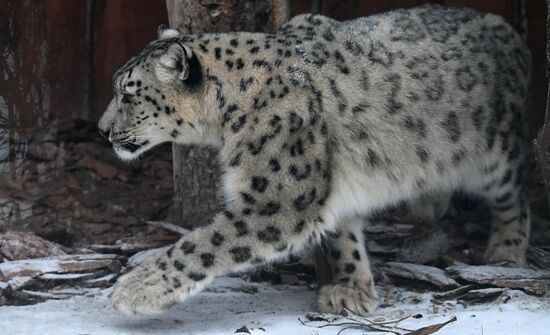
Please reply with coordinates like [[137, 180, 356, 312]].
[[281, 6, 530, 219]]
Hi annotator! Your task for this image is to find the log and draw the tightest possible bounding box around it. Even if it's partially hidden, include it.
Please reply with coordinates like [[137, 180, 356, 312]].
[[4, 276, 34, 290], [81, 273, 116, 287], [20, 289, 85, 300], [0, 254, 123, 281], [446, 264, 550, 295], [89, 241, 164, 254], [434, 285, 511, 304], [366, 240, 399, 254], [0, 253, 125, 304], [381, 262, 459, 289], [365, 222, 414, 238], [432, 284, 478, 300], [146, 220, 190, 235]]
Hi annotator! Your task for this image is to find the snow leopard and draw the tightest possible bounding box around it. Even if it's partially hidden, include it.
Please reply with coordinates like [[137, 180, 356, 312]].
[[98, 4, 531, 316]]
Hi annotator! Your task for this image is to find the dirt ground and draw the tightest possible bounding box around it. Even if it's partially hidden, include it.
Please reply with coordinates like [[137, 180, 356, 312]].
[[1, 119, 175, 250]]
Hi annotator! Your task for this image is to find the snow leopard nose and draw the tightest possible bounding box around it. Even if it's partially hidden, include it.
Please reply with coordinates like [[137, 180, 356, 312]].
[[98, 98, 117, 142], [99, 129, 110, 140], [97, 117, 112, 141]]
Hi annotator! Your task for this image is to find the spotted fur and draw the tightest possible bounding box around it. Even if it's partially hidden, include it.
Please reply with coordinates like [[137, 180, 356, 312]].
[[99, 5, 531, 316]]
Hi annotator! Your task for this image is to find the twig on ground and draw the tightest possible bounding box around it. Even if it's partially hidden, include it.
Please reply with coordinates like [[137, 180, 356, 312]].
[[146, 220, 190, 236], [299, 311, 460, 335]]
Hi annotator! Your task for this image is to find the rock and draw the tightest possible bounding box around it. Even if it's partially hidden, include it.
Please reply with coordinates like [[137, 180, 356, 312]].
[[0, 200, 33, 227], [0, 231, 68, 261], [116, 173, 128, 182], [77, 154, 118, 179], [397, 225, 450, 264], [0, 189, 10, 199], [48, 195, 77, 210], [280, 272, 300, 285], [65, 175, 80, 189], [26, 143, 59, 161]]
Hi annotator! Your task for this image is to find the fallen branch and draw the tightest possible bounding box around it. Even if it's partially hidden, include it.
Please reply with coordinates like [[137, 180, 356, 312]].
[[446, 265, 550, 295], [381, 262, 459, 289], [89, 240, 166, 254], [433, 284, 477, 300], [366, 222, 414, 238], [0, 254, 123, 280], [0, 253, 124, 305], [146, 220, 190, 236], [299, 311, 457, 335]]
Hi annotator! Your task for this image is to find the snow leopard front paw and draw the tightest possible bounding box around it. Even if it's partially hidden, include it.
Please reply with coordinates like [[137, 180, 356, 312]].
[[318, 280, 379, 316], [109, 254, 209, 315], [109, 262, 177, 315]]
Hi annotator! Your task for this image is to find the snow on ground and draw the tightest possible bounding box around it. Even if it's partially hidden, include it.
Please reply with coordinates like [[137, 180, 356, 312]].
[[1, 276, 549, 335]]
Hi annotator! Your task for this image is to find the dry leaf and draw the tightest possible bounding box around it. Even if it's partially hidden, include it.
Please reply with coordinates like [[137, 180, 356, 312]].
[[405, 316, 457, 335], [235, 325, 251, 334]]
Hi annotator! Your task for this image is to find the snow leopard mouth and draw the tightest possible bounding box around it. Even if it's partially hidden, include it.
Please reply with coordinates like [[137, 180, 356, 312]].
[[118, 140, 149, 153], [112, 140, 150, 160]]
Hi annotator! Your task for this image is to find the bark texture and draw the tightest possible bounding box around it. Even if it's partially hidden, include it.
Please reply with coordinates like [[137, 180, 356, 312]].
[[166, 0, 275, 34], [166, 0, 290, 228]]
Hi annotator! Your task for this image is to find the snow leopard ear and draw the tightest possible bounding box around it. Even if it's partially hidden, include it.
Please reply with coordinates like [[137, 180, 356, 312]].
[[157, 24, 181, 39], [154, 43, 192, 83], [154, 42, 202, 88]]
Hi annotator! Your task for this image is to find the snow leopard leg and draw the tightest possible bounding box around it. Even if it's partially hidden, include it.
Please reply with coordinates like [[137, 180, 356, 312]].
[[482, 169, 529, 266], [469, 160, 530, 267], [318, 217, 378, 315]]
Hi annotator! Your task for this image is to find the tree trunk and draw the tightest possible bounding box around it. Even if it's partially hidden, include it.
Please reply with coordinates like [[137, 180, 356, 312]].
[[166, 0, 289, 229]]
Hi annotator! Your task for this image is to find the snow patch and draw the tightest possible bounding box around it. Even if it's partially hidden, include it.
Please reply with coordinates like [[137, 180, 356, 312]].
[[0, 276, 549, 335]]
